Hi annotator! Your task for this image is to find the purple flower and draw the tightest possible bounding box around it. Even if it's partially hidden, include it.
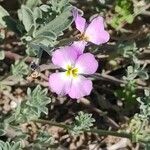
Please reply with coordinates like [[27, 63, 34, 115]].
[[72, 10, 110, 54], [49, 46, 98, 99]]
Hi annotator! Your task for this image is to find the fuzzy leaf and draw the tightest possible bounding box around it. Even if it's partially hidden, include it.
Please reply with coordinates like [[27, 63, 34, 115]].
[[0, 6, 9, 27], [26, 0, 41, 9], [11, 60, 29, 79], [39, 5, 50, 12], [70, 111, 95, 135], [20, 5, 35, 32], [36, 31, 57, 40], [26, 47, 38, 56], [50, 0, 70, 13], [0, 50, 5, 60], [33, 7, 42, 20], [12, 86, 51, 124], [0, 129, 6, 136], [0, 141, 22, 150], [35, 8, 73, 36]]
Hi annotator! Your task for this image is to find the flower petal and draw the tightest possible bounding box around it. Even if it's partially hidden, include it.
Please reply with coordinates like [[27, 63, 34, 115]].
[[68, 75, 92, 99], [52, 46, 78, 69], [71, 41, 87, 55], [75, 53, 98, 74], [49, 72, 71, 95], [73, 9, 86, 33], [85, 16, 110, 45]]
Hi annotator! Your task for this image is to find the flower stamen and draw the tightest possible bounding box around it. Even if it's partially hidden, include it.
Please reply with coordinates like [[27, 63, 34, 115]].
[[76, 34, 89, 42], [66, 65, 78, 78]]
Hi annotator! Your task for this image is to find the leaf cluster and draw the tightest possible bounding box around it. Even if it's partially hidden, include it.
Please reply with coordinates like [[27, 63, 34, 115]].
[[32, 130, 55, 150], [69, 111, 95, 135], [8, 85, 51, 124], [0, 0, 73, 57], [129, 90, 150, 144], [115, 58, 148, 103], [0, 51, 5, 61], [18, 0, 73, 56], [11, 60, 29, 79], [117, 41, 138, 58], [0, 141, 21, 150], [110, 0, 134, 29]]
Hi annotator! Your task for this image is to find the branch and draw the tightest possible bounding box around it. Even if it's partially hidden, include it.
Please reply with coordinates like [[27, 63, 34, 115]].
[[33, 119, 132, 140]]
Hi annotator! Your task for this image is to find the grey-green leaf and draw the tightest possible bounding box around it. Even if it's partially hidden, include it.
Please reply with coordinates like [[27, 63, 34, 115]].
[[21, 5, 35, 32], [11, 142, 21, 150], [0, 50, 5, 60], [33, 7, 42, 20], [39, 5, 50, 12], [0, 129, 6, 136], [35, 8, 73, 36], [0, 6, 9, 27], [26, 0, 42, 9], [36, 31, 57, 40]]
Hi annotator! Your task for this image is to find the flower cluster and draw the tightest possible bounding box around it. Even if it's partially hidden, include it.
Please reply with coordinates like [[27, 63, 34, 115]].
[[49, 10, 110, 99]]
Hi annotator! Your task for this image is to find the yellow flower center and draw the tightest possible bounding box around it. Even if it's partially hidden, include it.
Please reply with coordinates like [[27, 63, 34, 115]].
[[76, 34, 89, 42], [66, 65, 78, 78]]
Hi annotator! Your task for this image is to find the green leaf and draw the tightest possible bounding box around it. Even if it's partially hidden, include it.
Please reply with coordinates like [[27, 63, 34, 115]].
[[11, 60, 29, 79], [32, 130, 55, 149], [20, 5, 35, 32], [117, 41, 138, 58], [0, 141, 22, 150], [39, 5, 50, 12], [28, 42, 54, 56], [35, 8, 73, 36], [33, 7, 42, 20], [26, 85, 51, 107], [26, 0, 41, 9], [11, 142, 21, 150], [70, 111, 95, 135], [145, 90, 150, 97], [115, 5, 122, 13], [26, 47, 38, 56], [0, 50, 5, 60], [126, 14, 134, 23], [0, 129, 6, 136], [138, 71, 149, 80], [110, 0, 134, 29], [0, 30, 5, 40], [50, 0, 70, 13], [0, 6, 9, 27], [36, 30, 57, 40], [12, 86, 51, 124]]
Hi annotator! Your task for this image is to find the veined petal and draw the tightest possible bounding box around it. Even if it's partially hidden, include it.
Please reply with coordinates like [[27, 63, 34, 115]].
[[49, 72, 71, 95], [73, 9, 86, 33], [85, 16, 110, 45], [71, 41, 87, 55], [68, 75, 92, 99], [52, 46, 78, 69], [75, 53, 98, 74]]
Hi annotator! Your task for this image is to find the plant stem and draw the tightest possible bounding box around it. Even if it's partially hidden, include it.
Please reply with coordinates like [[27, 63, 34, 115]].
[[86, 129, 132, 139], [34, 119, 132, 140], [34, 119, 70, 129]]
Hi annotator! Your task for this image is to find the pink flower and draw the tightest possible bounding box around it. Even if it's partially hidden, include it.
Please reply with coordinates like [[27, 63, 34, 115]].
[[72, 9, 110, 54], [49, 46, 98, 99]]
